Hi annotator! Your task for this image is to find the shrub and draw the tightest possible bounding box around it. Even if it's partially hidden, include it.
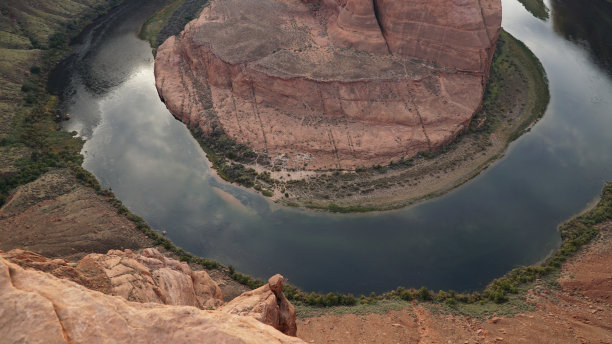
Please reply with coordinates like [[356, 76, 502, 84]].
[[418, 287, 432, 301]]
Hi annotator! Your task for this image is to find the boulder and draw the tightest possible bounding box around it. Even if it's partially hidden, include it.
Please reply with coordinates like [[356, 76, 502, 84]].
[[222, 274, 297, 336]]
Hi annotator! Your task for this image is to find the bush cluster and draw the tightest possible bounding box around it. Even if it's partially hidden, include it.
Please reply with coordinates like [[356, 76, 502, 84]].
[[228, 266, 265, 289], [483, 183, 611, 302], [283, 284, 358, 307]]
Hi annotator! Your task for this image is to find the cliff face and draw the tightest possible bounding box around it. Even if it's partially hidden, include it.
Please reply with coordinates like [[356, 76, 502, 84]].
[[155, 0, 501, 170], [329, 0, 501, 72]]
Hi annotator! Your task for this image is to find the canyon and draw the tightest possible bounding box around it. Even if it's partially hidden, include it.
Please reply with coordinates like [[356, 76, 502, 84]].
[[155, 0, 502, 170], [1, 0, 611, 342]]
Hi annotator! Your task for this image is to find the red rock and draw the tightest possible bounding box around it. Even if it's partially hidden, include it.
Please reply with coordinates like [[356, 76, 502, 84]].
[[0, 255, 304, 343], [155, 0, 501, 170], [221, 274, 298, 336], [76, 248, 224, 309]]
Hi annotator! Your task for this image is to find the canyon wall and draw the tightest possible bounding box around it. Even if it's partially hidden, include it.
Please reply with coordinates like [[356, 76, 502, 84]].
[[155, 0, 501, 169]]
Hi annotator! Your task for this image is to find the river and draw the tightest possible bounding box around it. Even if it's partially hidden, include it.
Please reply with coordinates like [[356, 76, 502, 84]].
[[52, 0, 612, 294]]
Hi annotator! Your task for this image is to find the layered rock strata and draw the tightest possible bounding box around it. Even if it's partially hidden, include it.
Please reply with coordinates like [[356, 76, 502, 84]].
[[155, 0, 501, 169], [0, 254, 304, 343]]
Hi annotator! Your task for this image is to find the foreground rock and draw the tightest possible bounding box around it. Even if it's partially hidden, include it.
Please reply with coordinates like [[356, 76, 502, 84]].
[[222, 274, 297, 336], [77, 248, 224, 309], [0, 255, 304, 344], [3, 249, 299, 337], [155, 0, 501, 169], [2, 248, 223, 309]]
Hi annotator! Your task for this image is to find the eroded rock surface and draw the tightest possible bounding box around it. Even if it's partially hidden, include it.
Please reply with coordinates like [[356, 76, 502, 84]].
[[77, 248, 224, 309], [0, 255, 304, 344], [2, 248, 224, 309], [2, 249, 299, 337], [155, 0, 501, 169], [222, 274, 298, 336]]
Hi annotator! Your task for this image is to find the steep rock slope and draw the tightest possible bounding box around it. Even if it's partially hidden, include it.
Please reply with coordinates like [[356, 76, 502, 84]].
[[0, 254, 304, 343], [2, 248, 298, 337], [155, 0, 501, 169]]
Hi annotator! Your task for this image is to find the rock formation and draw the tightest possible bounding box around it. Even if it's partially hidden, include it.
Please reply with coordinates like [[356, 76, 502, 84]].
[[0, 254, 304, 343], [77, 248, 224, 309], [155, 0, 501, 170], [221, 274, 297, 336], [2, 249, 299, 337], [0, 169, 151, 260]]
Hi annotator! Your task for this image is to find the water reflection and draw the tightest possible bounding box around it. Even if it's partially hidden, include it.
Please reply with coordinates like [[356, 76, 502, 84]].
[[550, 0, 612, 74], [55, 0, 612, 295]]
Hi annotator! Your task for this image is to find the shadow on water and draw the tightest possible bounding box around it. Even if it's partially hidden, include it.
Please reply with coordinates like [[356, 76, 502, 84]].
[[550, 0, 612, 75], [53, 0, 612, 295]]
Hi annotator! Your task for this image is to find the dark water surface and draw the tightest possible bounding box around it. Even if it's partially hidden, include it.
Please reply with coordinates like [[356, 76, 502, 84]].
[[55, 0, 612, 294]]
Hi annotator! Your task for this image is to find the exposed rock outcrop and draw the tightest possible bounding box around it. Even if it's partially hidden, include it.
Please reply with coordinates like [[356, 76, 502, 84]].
[[155, 0, 501, 170], [2, 248, 224, 309], [0, 254, 304, 343], [77, 248, 224, 309], [221, 274, 297, 336], [2, 249, 299, 337]]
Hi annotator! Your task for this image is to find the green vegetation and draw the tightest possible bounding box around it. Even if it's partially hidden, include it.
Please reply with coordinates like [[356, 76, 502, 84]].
[[228, 266, 265, 289], [0, 0, 122, 206], [304, 203, 378, 213], [139, 0, 209, 51], [484, 29, 550, 142], [189, 126, 276, 195], [271, 182, 612, 315], [139, 0, 185, 48], [517, 0, 549, 20], [295, 299, 409, 318], [483, 183, 611, 303]]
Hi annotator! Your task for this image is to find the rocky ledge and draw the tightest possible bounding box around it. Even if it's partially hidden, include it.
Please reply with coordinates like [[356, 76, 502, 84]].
[[155, 0, 501, 170], [1, 249, 299, 342]]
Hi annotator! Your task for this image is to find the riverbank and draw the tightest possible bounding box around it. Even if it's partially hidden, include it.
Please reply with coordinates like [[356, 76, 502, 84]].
[[0, 0, 250, 300], [296, 184, 611, 343], [0, 0, 120, 205], [277, 28, 550, 212], [148, 18, 549, 212], [1, 3, 610, 341]]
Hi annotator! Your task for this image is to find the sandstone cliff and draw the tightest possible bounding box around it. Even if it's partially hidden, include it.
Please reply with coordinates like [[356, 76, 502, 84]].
[[155, 0, 501, 170], [0, 253, 303, 343]]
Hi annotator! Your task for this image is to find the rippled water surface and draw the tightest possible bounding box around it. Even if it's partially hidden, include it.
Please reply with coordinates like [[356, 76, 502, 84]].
[[55, 0, 612, 294]]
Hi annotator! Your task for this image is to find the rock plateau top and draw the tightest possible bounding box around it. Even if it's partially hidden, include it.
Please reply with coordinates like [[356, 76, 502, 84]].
[[155, 0, 501, 169]]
